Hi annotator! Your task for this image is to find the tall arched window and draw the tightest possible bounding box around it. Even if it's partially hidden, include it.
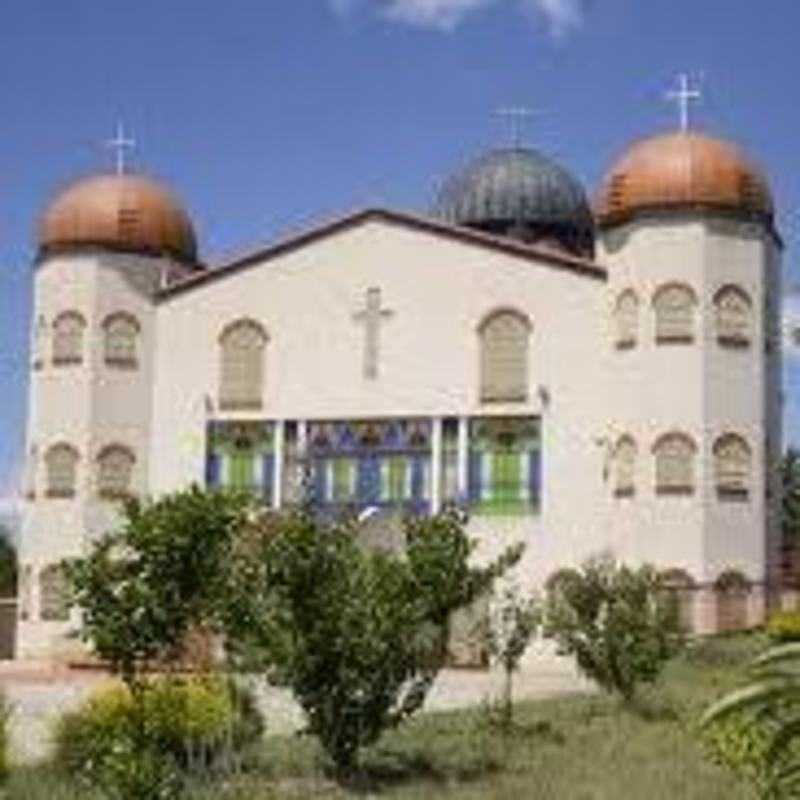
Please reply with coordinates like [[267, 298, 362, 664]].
[[613, 436, 637, 496], [103, 312, 140, 368], [97, 444, 136, 499], [653, 284, 696, 344], [660, 569, 696, 632], [714, 286, 753, 347], [52, 311, 86, 366], [40, 564, 69, 622], [614, 290, 639, 349], [653, 432, 696, 495], [714, 433, 752, 498], [45, 443, 79, 498], [219, 319, 268, 411], [479, 310, 530, 403]]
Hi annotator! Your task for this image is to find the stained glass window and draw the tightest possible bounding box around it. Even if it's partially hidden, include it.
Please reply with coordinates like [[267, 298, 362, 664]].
[[307, 419, 432, 514], [205, 421, 275, 501], [468, 417, 540, 515]]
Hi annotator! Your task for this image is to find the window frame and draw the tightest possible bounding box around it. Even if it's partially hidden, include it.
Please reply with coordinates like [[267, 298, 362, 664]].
[[218, 318, 269, 412], [102, 311, 141, 369], [713, 432, 752, 501], [653, 432, 697, 496], [713, 285, 753, 349], [96, 443, 136, 500], [613, 435, 637, 498], [44, 443, 79, 499], [613, 289, 639, 350], [52, 310, 87, 367], [652, 283, 697, 345], [477, 308, 532, 404]]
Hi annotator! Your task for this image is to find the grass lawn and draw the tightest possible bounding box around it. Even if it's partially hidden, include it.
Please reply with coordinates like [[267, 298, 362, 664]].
[[3, 633, 766, 800]]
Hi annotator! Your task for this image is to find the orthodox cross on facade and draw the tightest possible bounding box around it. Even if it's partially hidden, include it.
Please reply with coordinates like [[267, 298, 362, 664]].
[[665, 74, 702, 133], [495, 107, 537, 148], [105, 122, 136, 175], [353, 287, 394, 380]]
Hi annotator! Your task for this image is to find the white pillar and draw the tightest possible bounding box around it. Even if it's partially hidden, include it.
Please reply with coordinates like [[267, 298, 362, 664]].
[[457, 416, 469, 501], [272, 420, 285, 509], [431, 417, 443, 514]]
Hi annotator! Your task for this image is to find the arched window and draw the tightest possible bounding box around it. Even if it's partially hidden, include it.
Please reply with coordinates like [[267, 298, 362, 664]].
[[714, 570, 751, 632], [660, 569, 696, 632], [40, 564, 70, 622], [32, 314, 47, 370], [714, 434, 752, 499], [614, 290, 639, 349], [479, 310, 530, 403], [24, 444, 38, 500], [97, 444, 136, 499], [52, 311, 86, 366], [103, 312, 140, 368], [219, 319, 268, 411], [653, 432, 696, 495], [653, 284, 696, 344], [19, 565, 33, 621], [714, 286, 753, 347], [45, 443, 79, 498], [613, 436, 637, 497]]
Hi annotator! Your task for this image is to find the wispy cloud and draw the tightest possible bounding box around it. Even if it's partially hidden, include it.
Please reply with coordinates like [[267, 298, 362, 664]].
[[328, 0, 588, 38]]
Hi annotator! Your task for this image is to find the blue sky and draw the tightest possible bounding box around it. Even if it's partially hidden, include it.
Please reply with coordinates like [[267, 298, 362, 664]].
[[0, 0, 799, 502]]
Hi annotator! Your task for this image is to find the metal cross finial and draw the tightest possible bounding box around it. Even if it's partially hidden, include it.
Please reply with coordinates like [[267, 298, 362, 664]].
[[106, 122, 136, 175], [495, 107, 537, 148], [665, 74, 702, 133]]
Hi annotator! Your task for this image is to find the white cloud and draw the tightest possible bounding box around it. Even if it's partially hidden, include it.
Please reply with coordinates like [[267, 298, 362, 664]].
[[523, 0, 584, 38], [380, 0, 493, 31], [328, 0, 587, 37]]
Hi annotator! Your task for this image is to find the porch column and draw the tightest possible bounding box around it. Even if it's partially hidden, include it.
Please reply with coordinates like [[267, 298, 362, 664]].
[[457, 416, 469, 502], [272, 420, 285, 509], [431, 417, 443, 514]]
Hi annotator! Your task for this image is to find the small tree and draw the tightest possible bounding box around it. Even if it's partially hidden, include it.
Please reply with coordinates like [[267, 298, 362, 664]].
[[232, 506, 523, 774], [485, 584, 539, 730], [64, 486, 254, 799], [543, 555, 683, 703]]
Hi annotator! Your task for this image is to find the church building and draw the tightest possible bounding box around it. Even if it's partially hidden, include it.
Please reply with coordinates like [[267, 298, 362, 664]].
[[15, 116, 783, 660]]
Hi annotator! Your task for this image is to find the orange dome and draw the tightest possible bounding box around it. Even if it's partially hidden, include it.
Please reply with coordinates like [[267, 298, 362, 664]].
[[39, 173, 197, 262], [595, 132, 773, 228]]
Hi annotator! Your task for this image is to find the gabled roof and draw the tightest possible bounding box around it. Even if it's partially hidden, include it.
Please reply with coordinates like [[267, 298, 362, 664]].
[[158, 207, 606, 302]]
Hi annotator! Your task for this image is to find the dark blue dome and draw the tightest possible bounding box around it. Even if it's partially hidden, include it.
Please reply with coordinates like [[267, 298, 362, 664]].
[[434, 148, 595, 257]]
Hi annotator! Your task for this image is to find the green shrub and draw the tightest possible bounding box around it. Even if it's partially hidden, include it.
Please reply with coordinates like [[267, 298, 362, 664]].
[[54, 675, 263, 778], [0, 689, 11, 783], [701, 710, 786, 799], [543, 555, 684, 702], [767, 610, 800, 643]]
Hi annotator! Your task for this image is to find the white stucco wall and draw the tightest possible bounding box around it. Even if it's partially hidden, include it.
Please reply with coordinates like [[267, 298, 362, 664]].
[[151, 218, 610, 588]]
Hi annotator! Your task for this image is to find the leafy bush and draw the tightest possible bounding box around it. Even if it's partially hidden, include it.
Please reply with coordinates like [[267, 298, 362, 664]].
[[702, 642, 800, 797], [55, 676, 263, 778], [0, 689, 11, 783], [543, 555, 684, 702], [232, 507, 522, 774], [700, 710, 786, 799], [767, 610, 800, 643]]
